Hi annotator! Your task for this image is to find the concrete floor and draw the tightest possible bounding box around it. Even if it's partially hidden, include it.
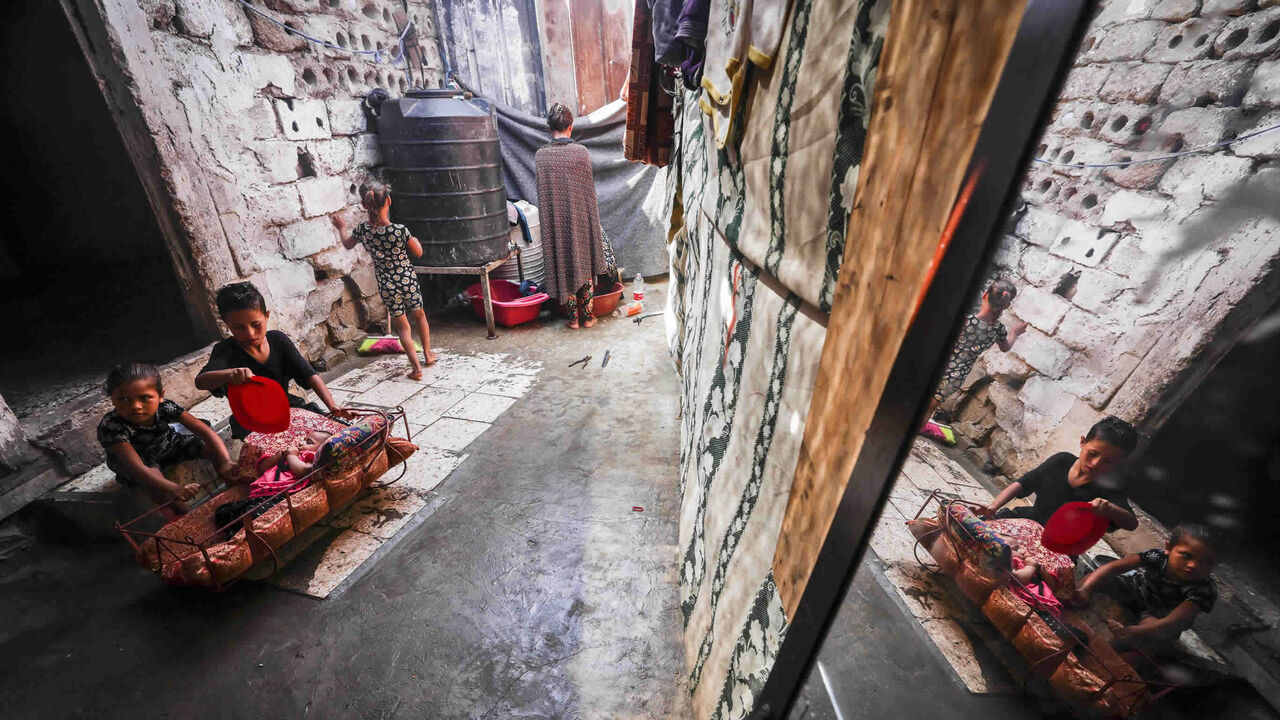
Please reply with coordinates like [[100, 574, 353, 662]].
[[0, 284, 688, 719]]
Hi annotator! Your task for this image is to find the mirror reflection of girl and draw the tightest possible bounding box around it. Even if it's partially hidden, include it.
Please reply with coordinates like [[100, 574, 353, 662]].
[[922, 278, 1027, 440], [331, 181, 438, 381]]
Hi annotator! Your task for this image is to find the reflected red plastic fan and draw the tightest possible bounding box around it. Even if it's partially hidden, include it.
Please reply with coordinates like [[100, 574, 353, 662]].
[[1041, 501, 1110, 556], [227, 376, 290, 434]]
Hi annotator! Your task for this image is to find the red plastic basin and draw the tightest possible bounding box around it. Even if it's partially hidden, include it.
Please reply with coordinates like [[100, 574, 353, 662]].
[[590, 281, 625, 316], [464, 280, 549, 327]]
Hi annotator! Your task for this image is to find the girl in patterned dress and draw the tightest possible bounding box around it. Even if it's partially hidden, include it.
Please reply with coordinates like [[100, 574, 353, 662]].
[[332, 181, 438, 380], [922, 278, 1026, 438]]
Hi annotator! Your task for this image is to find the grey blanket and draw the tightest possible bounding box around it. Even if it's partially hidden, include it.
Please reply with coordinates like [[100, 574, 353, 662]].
[[493, 100, 668, 278]]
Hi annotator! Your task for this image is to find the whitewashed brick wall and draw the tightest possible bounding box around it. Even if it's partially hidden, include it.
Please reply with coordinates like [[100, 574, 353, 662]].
[[952, 0, 1280, 477]]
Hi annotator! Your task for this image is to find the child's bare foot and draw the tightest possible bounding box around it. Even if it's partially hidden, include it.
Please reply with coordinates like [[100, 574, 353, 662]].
[[407, 368, 424, 381], [425, 350, 438, 365], [583, 317, 597, 328], [566, 320, 579, 329]]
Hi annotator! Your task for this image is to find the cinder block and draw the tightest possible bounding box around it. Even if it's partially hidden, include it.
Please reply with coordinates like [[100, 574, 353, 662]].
[[298, 176, 349, 217], [1059, 65, 1112, 101], [1215, 8, 1280, 60], [245, 183, 303, 226], [1049, 219, 1119, 267], [1015, 206, 1068, 248], [1012, 329, 1074, 378], [1070, 268, 1134, 314], [1085, 21, 1164, 62], [1244, 59, 1280, 107], [1151, 0, 1200, 22], [308, 138, 356, 174], [1157, 154, 1255, 203], [1158, 60, 1253, 108], [1093, 0, 1157, 26], [1099, 63, 1173, 104], [252, 142, 301, 184], [1096, 104, 1156, 145], [1012, 285, 1072, 334], [1232, 110, 1280, 157], [276, 98, 332, 141], [327, 99, 368, 135], [1149, 18, 1225, 63], [281, 216, 340, 259]]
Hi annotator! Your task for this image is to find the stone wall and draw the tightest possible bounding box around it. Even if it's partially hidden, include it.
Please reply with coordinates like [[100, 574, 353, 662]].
[[63, 0, 445, 358], [950, 0, 1280, 478]]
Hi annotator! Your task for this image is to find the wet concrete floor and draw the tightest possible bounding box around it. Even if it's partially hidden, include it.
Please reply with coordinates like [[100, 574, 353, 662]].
[[0, 284, 687, 719]]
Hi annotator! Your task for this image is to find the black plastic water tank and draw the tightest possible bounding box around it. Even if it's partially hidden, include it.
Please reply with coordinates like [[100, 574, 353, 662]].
[[378, 90, 509, 267]]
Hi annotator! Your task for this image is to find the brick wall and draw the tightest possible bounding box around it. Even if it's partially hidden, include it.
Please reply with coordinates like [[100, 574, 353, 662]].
[[951, 0, 1280, 478], [72, 0, 445, 362]]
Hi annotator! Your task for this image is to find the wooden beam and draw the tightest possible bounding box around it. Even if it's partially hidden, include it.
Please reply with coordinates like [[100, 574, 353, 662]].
[[535, 0, 579, 111], [568, 0, 608, 116], [770, 0, 1027, 617], [600, 0, 632, 103]]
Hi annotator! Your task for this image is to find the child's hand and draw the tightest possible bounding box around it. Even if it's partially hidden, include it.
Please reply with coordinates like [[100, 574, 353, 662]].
[[227, 368, 253, 385], [329, 406, 354, 420], [1090, 497, 1121, 520], [330, 213, 346, 230], [216, 459, 237, 482], [974, 503, 997, 519], [1105, 619, 1132, 643], [1009, 320, 1028, 337], [166, 482, 199, 503]]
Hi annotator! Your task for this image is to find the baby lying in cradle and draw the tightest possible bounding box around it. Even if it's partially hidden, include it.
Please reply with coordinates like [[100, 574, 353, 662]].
[[249, 430, 333, 496], [213, 431, 333, 535]]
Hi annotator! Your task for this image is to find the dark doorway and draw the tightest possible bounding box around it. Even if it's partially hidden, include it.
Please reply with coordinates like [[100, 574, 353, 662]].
[[1127, 299, 1280, 599], [0, 1, 205, 418]]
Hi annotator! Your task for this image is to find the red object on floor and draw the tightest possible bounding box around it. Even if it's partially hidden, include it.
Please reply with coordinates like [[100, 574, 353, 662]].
[[1041, 501, 1110, 556], [464, 279, 550, 327], [591, 281, 626, 316], [227, 376, 291, 434]]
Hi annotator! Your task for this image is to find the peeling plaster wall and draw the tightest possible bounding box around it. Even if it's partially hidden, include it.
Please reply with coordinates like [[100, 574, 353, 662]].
[[62, 0, 447, 363], [950, 0, 1280, 479]]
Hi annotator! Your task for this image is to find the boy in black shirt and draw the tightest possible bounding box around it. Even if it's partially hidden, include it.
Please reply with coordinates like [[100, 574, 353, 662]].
[[195, 282, 351, 438], [978, 416, 1139, 532]]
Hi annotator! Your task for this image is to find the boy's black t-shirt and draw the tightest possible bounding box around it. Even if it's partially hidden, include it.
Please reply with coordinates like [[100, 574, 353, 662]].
[[199, 331, 320, 438], [1013, 452, 1133, 529], [200, 330, 317, 398]]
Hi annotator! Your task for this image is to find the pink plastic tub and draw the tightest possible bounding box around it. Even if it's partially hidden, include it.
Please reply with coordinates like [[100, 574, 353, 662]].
[[464, 279, 549, 327]]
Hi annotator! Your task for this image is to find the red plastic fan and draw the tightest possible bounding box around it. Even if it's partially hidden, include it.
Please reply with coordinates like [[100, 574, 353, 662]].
[[227, 376, 290, 434], [1041, 501, 1110, 556]]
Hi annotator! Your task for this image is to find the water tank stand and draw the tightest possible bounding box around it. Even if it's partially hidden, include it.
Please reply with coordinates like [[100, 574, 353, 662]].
[[407, 247, 524, 339]]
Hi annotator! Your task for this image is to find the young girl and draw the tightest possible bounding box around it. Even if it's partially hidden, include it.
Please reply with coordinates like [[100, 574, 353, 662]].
[[97, 363, 235, 512], [922, 278, 1027, 441], [195, 282, 351, 439], [1078, 523, 1218, 653], [331, 180, 438, 380]]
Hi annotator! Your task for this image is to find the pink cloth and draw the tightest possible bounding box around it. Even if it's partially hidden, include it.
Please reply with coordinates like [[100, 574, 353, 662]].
[[1011, 556, 1064, 617], [249, 450, 315, 498]]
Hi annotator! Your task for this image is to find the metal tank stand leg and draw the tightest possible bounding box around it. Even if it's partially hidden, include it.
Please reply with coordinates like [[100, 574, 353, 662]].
[[480, 270, 497, 339], [516, 246, 525, 282]]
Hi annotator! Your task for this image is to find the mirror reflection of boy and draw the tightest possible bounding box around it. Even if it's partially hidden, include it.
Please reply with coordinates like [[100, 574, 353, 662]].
[[978, 416, 1140, 532]]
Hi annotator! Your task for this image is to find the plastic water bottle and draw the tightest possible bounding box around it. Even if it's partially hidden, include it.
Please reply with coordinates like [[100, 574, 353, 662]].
[[632, 274, 645, 303]]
